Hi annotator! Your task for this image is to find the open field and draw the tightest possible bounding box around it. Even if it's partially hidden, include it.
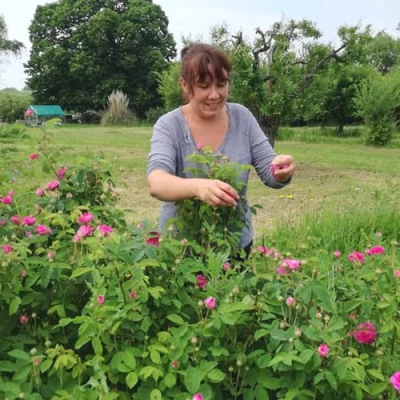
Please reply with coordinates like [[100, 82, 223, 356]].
[[1, 124, 399, 240]]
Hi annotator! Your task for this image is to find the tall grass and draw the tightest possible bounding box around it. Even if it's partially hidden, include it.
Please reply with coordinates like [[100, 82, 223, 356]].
[[100, 90, 135, 126], [262, 185, 400, 258]]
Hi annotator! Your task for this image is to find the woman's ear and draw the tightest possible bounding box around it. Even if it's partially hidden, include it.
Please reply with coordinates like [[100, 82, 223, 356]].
[[180, 77, 189, 95]]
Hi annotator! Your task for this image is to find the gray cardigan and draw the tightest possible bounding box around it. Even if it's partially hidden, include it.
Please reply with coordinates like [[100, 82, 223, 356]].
[[147, 103, 289, 247]]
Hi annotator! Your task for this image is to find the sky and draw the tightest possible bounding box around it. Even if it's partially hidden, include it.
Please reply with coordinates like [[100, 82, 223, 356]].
[[0, 0, 399, 90]]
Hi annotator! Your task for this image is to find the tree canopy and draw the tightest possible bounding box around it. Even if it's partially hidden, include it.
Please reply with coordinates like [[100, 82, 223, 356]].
[[25, 0, 176, 117]]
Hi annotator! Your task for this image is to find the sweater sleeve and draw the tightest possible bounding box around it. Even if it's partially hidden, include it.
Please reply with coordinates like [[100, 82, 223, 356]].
[[147, 115, 177, 177], [248, 110, 288, 189]]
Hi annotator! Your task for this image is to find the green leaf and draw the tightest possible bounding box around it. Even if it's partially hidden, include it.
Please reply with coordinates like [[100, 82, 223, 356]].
[[70, 267, 92, 279], [344, 299, 362, 312], [367, 369, 385, 381], [167, 314, 185, 325], [140, 366, 154, 380], [325, 371, 337, 390], [150, 350, 161, 364], [1, 382, 20, 397], [150, 389, 162, 400], [185, 366, 202, 393], [40, 359, 52, 373], [0, 360, 16, 372], [254, 329, 269, 341], [123, 351, 136, 370], [255, 385, 269, 400], [7, 349, 30, 361], [164, 372, 177, 388], [284, 389, 300, 400], [126, 372, 138, 389], [92, 337, 102, 355], [207, 369, 226, 383], [9, 296, 21, 315], [368, 382, 387, 395], [258, 376, 280, 390]]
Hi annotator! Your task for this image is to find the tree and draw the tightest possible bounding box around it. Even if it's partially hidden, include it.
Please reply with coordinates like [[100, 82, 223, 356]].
[[0, 15, 24, 56], [211, 21, 374, 146], [355, 68, 400, 146], [367, 31, 400, 74], [25, 0, 176, 118]]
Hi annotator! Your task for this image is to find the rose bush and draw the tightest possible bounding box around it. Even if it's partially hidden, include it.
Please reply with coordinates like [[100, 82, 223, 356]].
[[0, 134, 399, 400]]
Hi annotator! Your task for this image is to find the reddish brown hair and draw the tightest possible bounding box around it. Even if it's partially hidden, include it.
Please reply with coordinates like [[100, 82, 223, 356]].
[[180, 43, 232, 92]]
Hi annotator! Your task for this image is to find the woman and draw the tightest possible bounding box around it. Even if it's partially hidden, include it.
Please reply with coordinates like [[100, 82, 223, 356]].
[[147, 42, 295, 253]]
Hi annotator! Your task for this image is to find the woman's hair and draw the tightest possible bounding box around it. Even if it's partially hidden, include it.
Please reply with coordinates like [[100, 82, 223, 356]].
[[180, 43, 232, 92]]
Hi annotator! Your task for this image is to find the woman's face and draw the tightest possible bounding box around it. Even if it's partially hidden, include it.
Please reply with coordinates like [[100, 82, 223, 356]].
[[181, 66, 229, 119]]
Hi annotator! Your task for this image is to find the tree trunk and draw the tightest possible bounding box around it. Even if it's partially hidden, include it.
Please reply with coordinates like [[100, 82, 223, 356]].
[[337, 123, 344, 135], [257, 115, 280, 148]]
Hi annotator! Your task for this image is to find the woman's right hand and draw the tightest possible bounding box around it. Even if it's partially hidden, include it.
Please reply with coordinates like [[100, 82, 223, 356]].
[[195, 179, 239, 207]]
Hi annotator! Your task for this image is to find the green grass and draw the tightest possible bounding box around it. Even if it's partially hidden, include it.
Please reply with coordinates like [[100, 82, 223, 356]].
[[1, 123, 399, 239]]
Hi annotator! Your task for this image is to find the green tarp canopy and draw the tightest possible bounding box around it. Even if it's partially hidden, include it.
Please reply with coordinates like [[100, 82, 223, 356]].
[[30, 105, 65, 117]]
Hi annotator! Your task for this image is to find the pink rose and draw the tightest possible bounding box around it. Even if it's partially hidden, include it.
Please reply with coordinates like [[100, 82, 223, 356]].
[[283, 258, 301, 271], [0, 219, 7, 226], [193, 394, 204, 400], [393, 270, 400, 278], [146, 232, 160, 247], [47, 180, 60, 191], [97, 225, 113, 237], [29, 153, 38, 160], [20, 315, 29, 324], [196, 274, 207, 290], [97, 295, 105, 305], [353, 321, 377, 345], [22, 216, 36, 226], [1, 196, 12, 204], [366, 245, 385, 256], [195, 143, 203, 150], [10, 215, 21, 225], [77, 212, 94, 225], [276, 265, 288, 275], [56, 166, 67, 179], [35, 188, 45, 197], [204, 296, 216, 309], [77, 225, 94, 238], [348, 251, 365, 264], [390, 372, 400, 393], [35, 225, 52, 235], [317, 343, 330, 357], [72, 234, 81, 243], [1, 244, 13, 254]]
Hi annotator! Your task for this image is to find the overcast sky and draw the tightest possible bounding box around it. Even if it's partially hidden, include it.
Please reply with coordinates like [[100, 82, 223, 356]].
[[0, 0, 399, 89]]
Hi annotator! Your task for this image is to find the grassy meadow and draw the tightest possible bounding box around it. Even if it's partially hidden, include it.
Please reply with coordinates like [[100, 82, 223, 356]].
[[1, 123, 399, 250]]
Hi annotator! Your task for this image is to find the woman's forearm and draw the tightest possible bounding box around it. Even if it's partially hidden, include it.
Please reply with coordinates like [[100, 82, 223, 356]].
[[147, 170, 199, 202]]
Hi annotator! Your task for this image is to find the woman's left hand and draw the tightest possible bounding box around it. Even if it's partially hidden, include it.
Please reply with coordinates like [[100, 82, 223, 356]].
[[270, 155, 296, 182]]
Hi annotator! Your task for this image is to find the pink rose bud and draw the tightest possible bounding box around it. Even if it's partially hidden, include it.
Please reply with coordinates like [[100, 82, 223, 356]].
[[196, 275, 208, 290], [46, 180, 60, 191], [393, 270, 400, 278], [365, 245, 385, 256], [136, 223, 143, 229], [20, 315, 29, 324], [97, 225, 113, 237], [193, 394, 204, 400], [35, 188, 45, 197], [56, 166, 67, 179], [171, 360, 178, 368], [204, 296, 216, 309], [10, 215, 21, 225], [333, 250, 341, 258], [35, 225, 52, 235], [317, 343, 330, 357], [29, 153, 39, 160], [223, 262, 231, 271], [285, 296, 296, 307], [129, 291, 137, 299], [97, 295, 105, 305], [195, 143, 203, 150]]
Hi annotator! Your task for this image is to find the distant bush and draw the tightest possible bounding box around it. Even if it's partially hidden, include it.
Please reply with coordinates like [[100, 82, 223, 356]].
[[0, 123, 28, 139], [0, 90, 33, 123], [145, 106, 167, 124], [101, 90, 136, 126]]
